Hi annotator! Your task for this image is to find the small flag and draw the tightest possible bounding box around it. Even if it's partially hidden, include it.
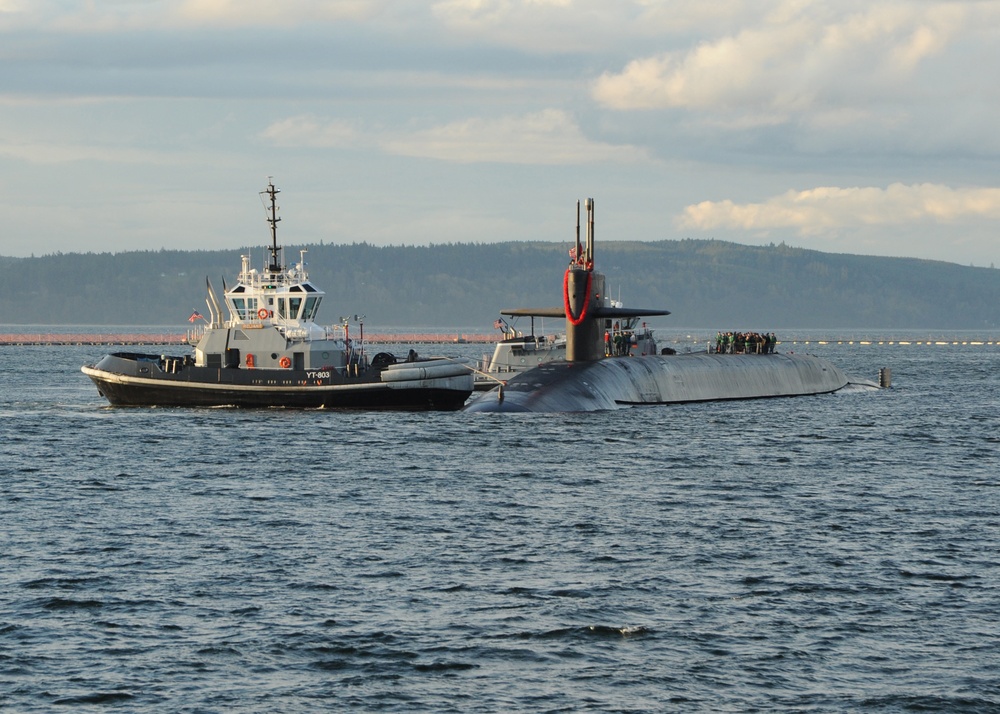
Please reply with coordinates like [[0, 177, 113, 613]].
[[494, 319, 503, 329], [188, 310, 204, 323]]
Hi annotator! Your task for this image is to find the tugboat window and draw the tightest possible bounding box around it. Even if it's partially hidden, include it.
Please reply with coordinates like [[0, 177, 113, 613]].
[[232, 298, 246, 320], [304, 296, 319, 320], [277, 299, 286, 319], [289, 297, 303, 318]]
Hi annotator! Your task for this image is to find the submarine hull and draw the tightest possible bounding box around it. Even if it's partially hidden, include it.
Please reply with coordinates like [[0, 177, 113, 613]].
[[464, 352, 851, 413]]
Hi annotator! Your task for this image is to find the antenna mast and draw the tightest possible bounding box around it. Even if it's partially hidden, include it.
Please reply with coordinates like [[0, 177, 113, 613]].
[[261, 178, 282, 273], [585, 198, 594, 267], [575, 200, 582, 263]]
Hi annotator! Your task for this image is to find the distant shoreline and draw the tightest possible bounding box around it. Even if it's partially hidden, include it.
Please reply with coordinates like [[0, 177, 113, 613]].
[[0, 332, 498, 346], [1, 332, 998, 347]]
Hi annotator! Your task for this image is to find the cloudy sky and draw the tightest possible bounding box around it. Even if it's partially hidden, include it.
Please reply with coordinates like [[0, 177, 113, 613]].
[[2, 0, 998, 266]]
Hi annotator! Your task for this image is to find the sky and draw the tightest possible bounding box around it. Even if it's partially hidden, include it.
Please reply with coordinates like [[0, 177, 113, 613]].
[[1, 0, 999, 266]]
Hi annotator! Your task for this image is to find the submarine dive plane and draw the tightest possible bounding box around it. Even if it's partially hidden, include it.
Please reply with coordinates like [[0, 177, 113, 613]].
[[464, 199, 874, 413]]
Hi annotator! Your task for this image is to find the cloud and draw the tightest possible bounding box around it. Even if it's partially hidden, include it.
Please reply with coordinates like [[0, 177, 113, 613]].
[[1, 0, 738, 44], [0, 140, 183, 165], [430, 0, 675, 53], [259, 115, 363, 149], [174, 0, 378, 28], [0, 0, 384, 32], [261, 109, 651, 165], [592, 2, 967, 120], [676, 183, 1000, 235], [384, 109, 648, 164], [433, 0, 572, 23]]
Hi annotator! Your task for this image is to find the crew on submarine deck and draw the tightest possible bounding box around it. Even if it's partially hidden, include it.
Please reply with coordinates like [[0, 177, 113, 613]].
[[713, 331, 777, 354]]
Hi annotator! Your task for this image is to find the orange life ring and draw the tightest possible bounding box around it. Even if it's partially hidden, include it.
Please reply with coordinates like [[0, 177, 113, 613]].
[[245, 353, 255, 369], [257, 307, 269, 320], [279, 356, 291, 369]]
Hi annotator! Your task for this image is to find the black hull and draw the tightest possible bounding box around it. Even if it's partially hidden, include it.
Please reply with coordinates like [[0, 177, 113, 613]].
[[83, 353, 471, 411], [465, 352, 860, 413]]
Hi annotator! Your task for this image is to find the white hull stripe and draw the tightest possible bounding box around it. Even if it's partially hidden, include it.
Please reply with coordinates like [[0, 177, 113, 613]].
[[81, 366, 471, 393]]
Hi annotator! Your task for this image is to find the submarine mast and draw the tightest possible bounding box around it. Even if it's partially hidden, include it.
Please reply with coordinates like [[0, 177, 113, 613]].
[[565, 198, 606, 362]]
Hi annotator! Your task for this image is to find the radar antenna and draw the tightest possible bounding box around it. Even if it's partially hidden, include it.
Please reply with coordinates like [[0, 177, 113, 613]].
[[260, 178, 282, 273]]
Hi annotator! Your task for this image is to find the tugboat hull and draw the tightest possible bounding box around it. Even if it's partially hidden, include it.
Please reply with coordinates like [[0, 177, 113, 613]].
[[83, 353, 472, 410]]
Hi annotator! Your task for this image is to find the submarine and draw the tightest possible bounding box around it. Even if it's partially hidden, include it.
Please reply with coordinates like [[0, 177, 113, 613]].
[[464, 199, 873, 413]]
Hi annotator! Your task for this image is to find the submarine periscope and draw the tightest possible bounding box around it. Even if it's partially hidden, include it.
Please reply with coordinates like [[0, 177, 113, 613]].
[[464, 198, 874, 413]]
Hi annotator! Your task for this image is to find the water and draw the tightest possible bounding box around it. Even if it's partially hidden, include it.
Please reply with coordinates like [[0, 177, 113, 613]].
[[2, 337, 999, 712]]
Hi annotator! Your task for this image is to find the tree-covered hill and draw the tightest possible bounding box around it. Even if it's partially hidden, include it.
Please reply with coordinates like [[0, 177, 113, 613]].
[[1, 240, 998, 330]]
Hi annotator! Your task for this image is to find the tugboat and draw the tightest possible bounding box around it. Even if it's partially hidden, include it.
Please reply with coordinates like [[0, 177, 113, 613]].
[[82, 180, 473, 409], [465, 198, 872, 413]]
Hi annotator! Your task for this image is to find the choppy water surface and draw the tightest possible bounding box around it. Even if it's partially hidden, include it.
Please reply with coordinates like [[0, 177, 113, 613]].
[[2, 337, 999, 712]]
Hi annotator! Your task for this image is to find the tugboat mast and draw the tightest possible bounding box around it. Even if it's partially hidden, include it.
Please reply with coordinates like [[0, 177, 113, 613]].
[[261, 178, 282, 273]]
